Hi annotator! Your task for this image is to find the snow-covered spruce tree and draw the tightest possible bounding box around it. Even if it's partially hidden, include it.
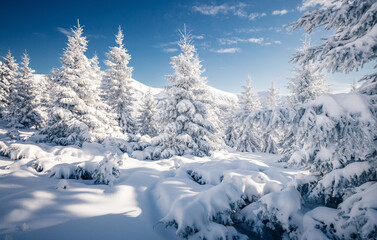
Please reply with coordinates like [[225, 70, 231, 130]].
[[138, 90, 158, 137], [11, 51, 47, 128], [103, 26, 137, 135], [287, 36, 328, 105], [154, 26, 217, 159], [291, 0, 377, 95], [240, 74, 261, 111], [287, 0, 377, 208], [92, 152, 122, 186], [40, 21, 113, 146], [225, 75, 262, 152], [0, 51, 18, 119], [266, 81, 279, 109], [225, 110, 263, 152]]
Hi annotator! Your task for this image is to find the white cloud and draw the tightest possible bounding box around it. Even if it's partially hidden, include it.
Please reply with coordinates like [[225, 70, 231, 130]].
[[163, 48, 178, 53], [193, 3, 246, 16], [272, 9, 288, 15], [57, 27, 72, 36], [274, 40, 282, 44], [193, 3, 266, 21], [219, 37, 265, 45], [192, 34, 204, 40], [248, 38, 264, 44], [300, 0, 336, 10], [248, 12, 267, 20], [210, 48, 241, 54]]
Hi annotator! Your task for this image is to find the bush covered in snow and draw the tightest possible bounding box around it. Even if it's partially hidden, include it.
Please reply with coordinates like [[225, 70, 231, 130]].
[[92, 153, 121, 185]]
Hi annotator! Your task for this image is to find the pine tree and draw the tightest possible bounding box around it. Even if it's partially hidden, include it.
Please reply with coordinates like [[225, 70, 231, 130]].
[[40, 21, 113, 146], [0, 51, 18, 119], [138, 90, 158, 137], [287, 36, 328, 105], [266, 81, 279, 109], [291, 0, 377, 95], [103, 26, 136, 134], [16, 51, 46, 128], [350, 80, 358, 92], [240, 74, 261, 111], [155, 25, 217, 158]]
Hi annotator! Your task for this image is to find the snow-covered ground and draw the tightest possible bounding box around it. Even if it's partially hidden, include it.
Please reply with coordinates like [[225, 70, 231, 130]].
[[0, 121, 310, 240]]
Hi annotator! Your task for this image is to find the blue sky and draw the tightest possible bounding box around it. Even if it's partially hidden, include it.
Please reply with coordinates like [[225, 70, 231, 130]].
[[0, 0, 373, 94]]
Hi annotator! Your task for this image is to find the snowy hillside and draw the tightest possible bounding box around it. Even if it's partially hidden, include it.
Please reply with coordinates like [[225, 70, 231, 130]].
[[0, 121, 308, 240]]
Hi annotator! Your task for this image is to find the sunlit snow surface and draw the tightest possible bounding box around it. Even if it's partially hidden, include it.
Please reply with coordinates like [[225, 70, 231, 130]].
[[0, 120, 337, 240]]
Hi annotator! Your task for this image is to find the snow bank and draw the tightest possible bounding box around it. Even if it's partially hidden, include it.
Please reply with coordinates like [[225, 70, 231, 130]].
[[309, 161, 376, 204], [2, 143, 51, 160], [153, 154, 304, 239], [237, 187, 302, 237]]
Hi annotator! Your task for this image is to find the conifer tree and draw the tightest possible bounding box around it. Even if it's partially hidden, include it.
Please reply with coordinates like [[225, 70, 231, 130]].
[[15, 51, 46, 128], [40, 21, 113, 145], [138, 90, 158, 137], [287, 36, 328, 105], [103, 26, 136, 134], [291, 0, 377, 95], [266, 81, 279, 109], [0, 51, 18, 119], [155, 25, 217, 158], [240, 75, 261, 111]]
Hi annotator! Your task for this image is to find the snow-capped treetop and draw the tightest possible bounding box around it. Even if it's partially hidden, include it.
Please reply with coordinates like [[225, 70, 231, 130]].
[[19, 51, 35, 79], [291, 0, 377, 94], [0, 51, 18, 118], [13, 51, 47, 128], [103, 26, 136, 134], [287, 36, 329, 105], [155, 25, 217, 158], [41, 21, 113, 145], [138, 90, 158, 137], [266, 81, 279, 109], [240, 75, 261, 111]]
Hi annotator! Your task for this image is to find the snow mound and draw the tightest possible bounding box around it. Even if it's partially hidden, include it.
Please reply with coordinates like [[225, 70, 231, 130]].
[[4, 143, 51, 160], [153, 155, 304, 239]]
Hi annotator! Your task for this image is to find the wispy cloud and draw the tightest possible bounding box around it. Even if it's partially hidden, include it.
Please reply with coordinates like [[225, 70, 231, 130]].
[[192, 34, 205, 40], [219, 37, 265, 45], [248, 38, 264, 44], [248, 12, 267, 20], [300, 0, 336, 10], [272, 9, 288, 15], [163, 48, 178, 53], [219, 37, 282, 46], [57, 27, 72, 36], [210, 48, 241, 54], [193, 3, 266, 21], [192, 3, 247, 16]]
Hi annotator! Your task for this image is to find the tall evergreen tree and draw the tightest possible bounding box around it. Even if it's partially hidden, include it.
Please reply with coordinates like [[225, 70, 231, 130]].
[[40, 21, 113, 145], [287, 36, 328, 105], [266, 81, 279, 109], [138, 90, 158, 137], [240, 75, 261, 111], [14, 51, 46, 128], [0, 51, 18, 119], [103, 26, 136, 134], [291, 0, 377, 95], [155, 25, 217, 158]]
